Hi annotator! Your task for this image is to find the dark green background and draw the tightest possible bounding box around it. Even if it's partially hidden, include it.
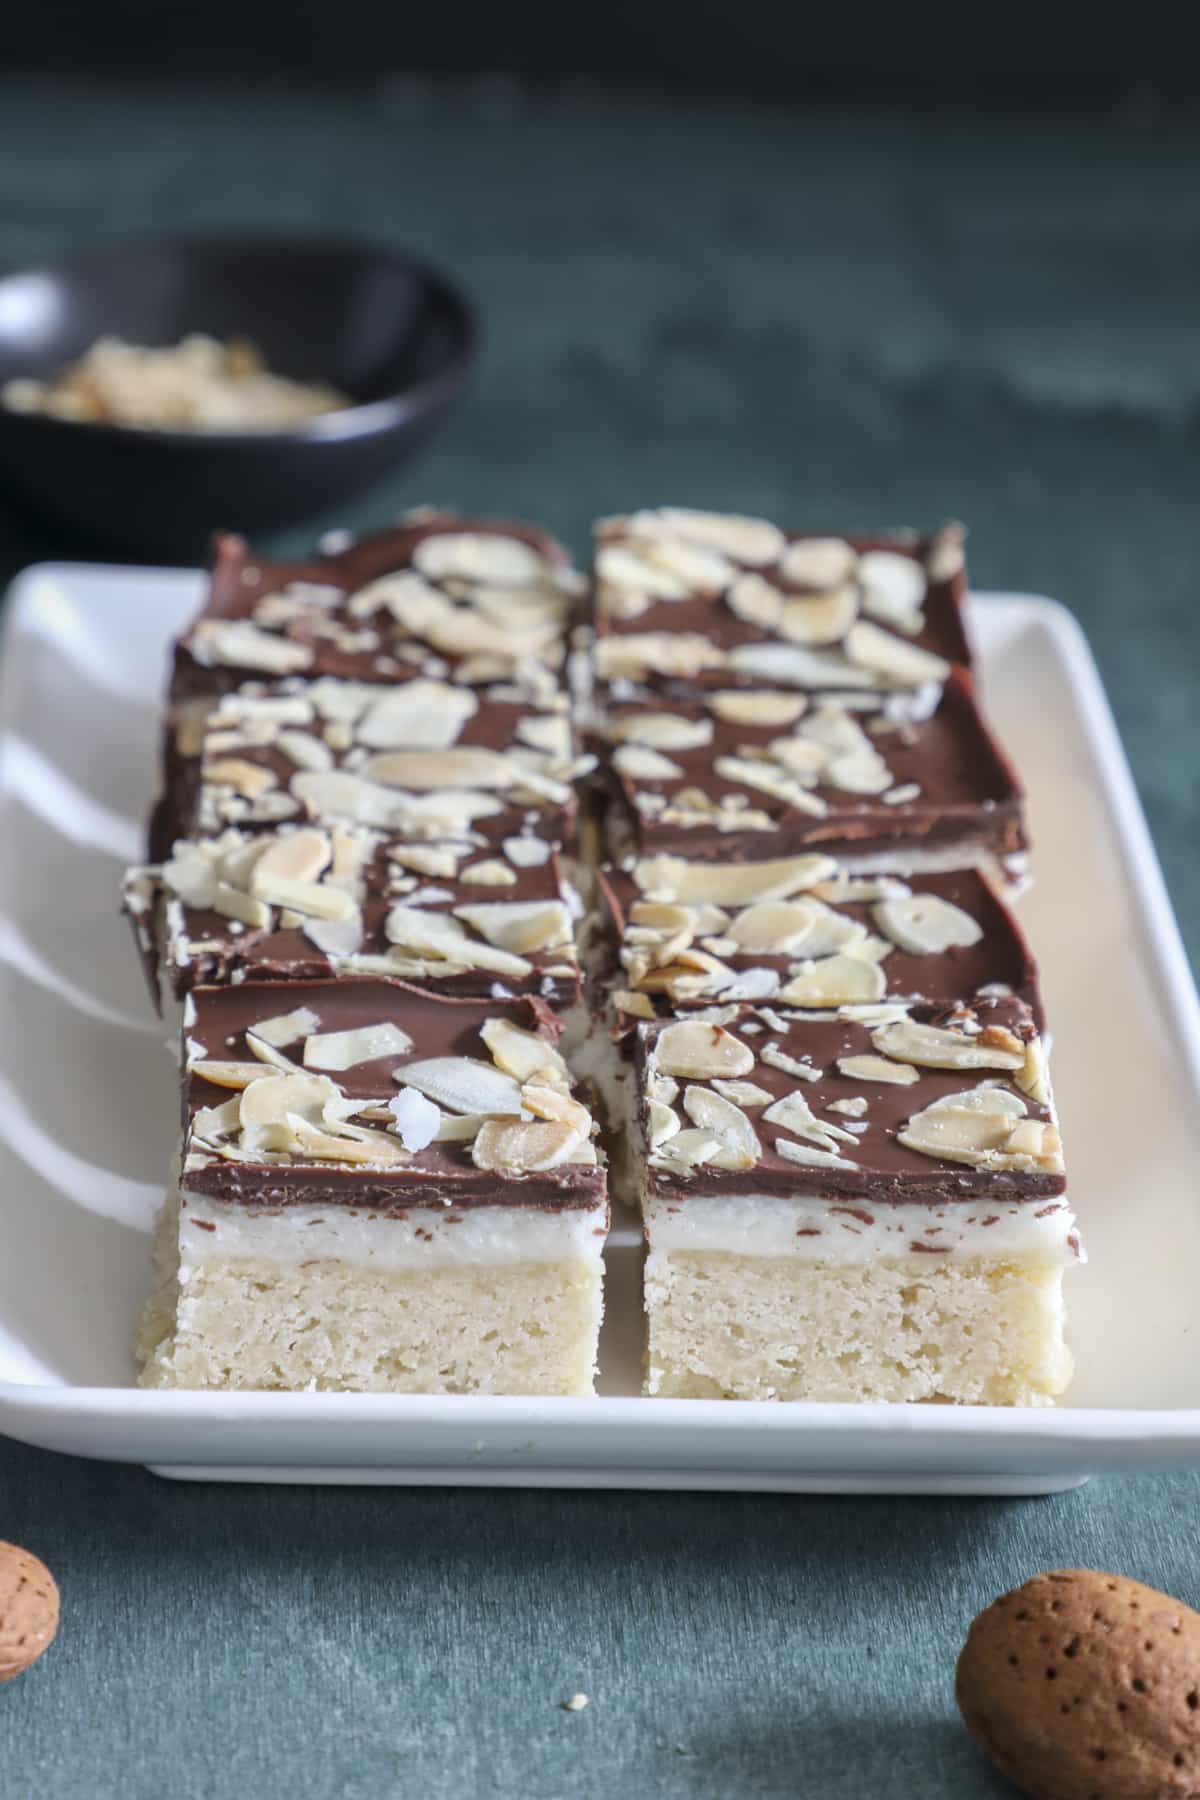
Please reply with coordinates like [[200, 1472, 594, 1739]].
[[0, 79, 1197, 1798]]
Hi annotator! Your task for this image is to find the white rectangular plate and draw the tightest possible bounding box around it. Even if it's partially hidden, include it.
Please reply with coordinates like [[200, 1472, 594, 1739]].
[[1, 564, 1198, 1494]]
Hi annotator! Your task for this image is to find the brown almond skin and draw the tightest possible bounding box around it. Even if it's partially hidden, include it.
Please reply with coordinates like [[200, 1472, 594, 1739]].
[[0, 1542, 59, 1683], [956, 1570, 1200, 1799]]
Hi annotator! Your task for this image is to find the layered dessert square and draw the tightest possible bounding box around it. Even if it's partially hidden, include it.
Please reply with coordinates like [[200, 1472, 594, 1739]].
[[173, 512, 584, 700], [124, 824, 580, 1009], [138, 982, 608, 1394], [596, 853, 1037, 1021], [632, 995, 1075, 1404], [592, 510, 969, 695], [155, 673, 587, 856], [592, 670, 1024, 871]]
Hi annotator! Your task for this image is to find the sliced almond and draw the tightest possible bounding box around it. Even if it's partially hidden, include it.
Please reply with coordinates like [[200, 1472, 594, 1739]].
[[638, 534, 737, 592], [385, 906, 531, 977], [294, 770, 504, 833], [836, 1053, 920, 1085], [824, 745, 893, 795], [389, 844, 462, 878], [454, 899, 573, 955], [628, 507, 785, 567], [646, 1098, 680, 1148], [612, 744, 685, 781], [607, 712, 714, 752], [707, 689, 807, 728], [357, 679, 479, 750], [249, 870, 356, 918], [858, 551, 926, 635], [461, 859, 518, 886], [682, 1085, 759, 1169], [503, 836, 552, 868], [190, 618, 314, 675], [251, 1006, 322, 1047], [873, 893, 983, 955], [303, 1022, 414, 1072], [189, 1059, 271, 1089], [713, 756, 827, 815], [650, 1127, 723, 1173], [472, 1118, 584, 1172], [248, 829, 332, 888], [522, 1084, 592, 1135], [653, 1020, 754, 1080], [632, 852, 835, 906], [727, 900, 820, 955], [614, 989, 655, 1020], [594, 633, 726, 683], [394, 1056, 524, 1116], [595, 542, 690, 600], [480, 1017, 570, 1088], [413, 531, 550, 586], [710, 1078, 774, 1107], [363, 748, 517, 792], [728, 642, 879, 689], [779, 955, 886, 1007], [726, 573, 783, 631], [1014, 1037, 1052, 1106], [191, 1095, 242, 1140], [871, 1017, 1026, 1071], [762, 1090, 840, 1146], [204, 757, 277, 799], [213, 884, 272, 929], [774, 1136, 858, 1171], [778, 584, 858, 646], [899, 1093, 1062, 1172], [844, 620, 950, 687], [286, 1114, 409, 1165], [778, 537, 857, 589], [515, 714, 572, 758], [302, 912, 364, 959], [759, 1043, 821, 1082], [275, 730, 334, 773]]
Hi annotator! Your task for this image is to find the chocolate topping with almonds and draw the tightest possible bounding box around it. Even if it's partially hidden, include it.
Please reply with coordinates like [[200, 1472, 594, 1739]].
[[593, 514, 970, 694], [183, 981, 606, 1213], [126, 830, 579, 1005], [592, 670, 1024, 863], [635, 995, 1064, 1205]]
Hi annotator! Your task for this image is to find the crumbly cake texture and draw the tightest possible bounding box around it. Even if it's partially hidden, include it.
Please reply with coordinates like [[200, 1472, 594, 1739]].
[[137, 967, 608, 1393], [126, 505, 1076, 1405], [631, 994, 1075, 1404]]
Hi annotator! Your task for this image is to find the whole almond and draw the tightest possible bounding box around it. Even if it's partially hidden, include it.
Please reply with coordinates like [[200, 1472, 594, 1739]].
[[0, 1541, 59, 1683], [956, 1569, 1200, 1798]]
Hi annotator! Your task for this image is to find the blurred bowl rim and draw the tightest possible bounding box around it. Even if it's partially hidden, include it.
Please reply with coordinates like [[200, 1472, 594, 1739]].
[[0, 230, 478, 450]]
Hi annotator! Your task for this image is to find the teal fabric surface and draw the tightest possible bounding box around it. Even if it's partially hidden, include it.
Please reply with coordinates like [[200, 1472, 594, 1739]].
[[0, 79, 1197, 1799]]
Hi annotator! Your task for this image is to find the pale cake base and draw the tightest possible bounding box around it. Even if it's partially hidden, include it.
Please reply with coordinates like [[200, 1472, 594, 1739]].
[[137, 1194, 603, 1396], [643, 1250, 1072, 1406]]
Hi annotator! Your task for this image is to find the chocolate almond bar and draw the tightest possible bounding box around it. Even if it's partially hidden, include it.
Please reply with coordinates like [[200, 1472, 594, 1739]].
[[593, 510, 969, 695], [632, 995, 1076, 1404], [161, 675, 590, 854], [594, 671, 1025, 871], [596, 856, 1038, 1021], [125, 825, 580, 1008], [138, 983, 608, 1394], [174, 512, 585, 700]]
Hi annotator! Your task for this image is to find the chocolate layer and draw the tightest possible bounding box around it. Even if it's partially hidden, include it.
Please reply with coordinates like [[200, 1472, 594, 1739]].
[[178, 678, 581, 850], [184, 981, 606, 1214], [172, 512, 582, 701], [636, 996, 1064, 1206], [593, 671, 1024, 863], [127, 830, 579, 1005], [593, 519, 970, 693], [598, 861, 1039, 1018]]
